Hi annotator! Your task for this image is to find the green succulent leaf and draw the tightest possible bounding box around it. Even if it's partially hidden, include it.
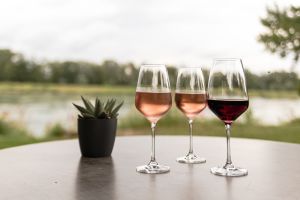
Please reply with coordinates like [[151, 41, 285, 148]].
[[82, 113, 96, 118], [106, 99, 116, 114], [96, 98, 105, 118], [94, 98, 100, 115], [111, 101, 123, 116], [81, 96, 94, 113], [98, 112, 107, 119], [73, 103, 89, 115], [104, 99, 111, 111]]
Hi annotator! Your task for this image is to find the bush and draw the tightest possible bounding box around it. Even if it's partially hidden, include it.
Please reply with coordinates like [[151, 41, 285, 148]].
[[46, 124, 66, 138], [0, 119, 37, 149]]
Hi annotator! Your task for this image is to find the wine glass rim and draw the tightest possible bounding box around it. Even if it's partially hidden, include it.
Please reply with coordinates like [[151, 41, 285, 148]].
[[141, 64, 166, 68], [213, 58, 241, 61]]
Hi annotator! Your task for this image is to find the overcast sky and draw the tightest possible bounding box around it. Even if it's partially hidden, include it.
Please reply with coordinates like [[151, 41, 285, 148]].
[[0, 0, 298, 73]]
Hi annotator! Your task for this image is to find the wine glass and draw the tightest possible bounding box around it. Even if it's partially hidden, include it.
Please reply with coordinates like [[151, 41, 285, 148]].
[[175, 67, 207, 164], [135, 64, 172, 174], [207, 58, 249, 177]]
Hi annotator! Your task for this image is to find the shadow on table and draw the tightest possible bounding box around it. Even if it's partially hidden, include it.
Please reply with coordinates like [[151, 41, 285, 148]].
[[75, 156, 116, 200]]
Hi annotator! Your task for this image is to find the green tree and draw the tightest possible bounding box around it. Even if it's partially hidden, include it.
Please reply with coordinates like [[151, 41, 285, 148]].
[[0, 49, 19, 81], [101, 60, 123, 85], [258, 5, 300, 70]]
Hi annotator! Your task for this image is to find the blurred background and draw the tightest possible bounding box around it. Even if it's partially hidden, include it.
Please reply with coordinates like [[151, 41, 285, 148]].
[[0, 0, 299, 148]]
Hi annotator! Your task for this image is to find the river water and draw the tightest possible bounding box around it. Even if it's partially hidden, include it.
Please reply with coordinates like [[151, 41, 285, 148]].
[[0, 94, 299, 137]]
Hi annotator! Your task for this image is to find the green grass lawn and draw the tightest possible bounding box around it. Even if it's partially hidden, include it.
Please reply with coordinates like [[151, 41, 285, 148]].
[[0, 120, 38, 149], [0, 122, 75, 149], [119, 113, 300, 144], [0, 82, 135, 95], [0, 115, 299, 149]]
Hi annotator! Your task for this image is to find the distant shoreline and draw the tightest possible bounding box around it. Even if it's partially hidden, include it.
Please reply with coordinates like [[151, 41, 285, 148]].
[[0, 82, 297, 99]]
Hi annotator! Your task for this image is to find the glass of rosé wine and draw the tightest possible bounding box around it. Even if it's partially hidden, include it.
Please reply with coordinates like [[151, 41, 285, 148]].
[[208, 58, 249, 177], [175, 67, 207, 164], [135, 64, 172, 174]]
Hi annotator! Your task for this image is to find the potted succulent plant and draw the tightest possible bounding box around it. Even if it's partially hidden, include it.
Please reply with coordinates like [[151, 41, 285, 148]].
[[73, 96, 123, 158]]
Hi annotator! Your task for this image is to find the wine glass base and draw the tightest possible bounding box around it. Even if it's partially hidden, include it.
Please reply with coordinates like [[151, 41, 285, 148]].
[[211, 166, 248, 177], [136, 164, 170, 174], [176, 154, 206, 164]]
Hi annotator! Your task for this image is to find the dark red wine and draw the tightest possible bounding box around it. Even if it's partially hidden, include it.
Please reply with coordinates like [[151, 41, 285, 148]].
[[207, 99, 249, 124]]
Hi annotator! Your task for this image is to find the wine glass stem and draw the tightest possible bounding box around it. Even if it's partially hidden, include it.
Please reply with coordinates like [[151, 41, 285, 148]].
[[225, 124, 232, 165], [188, 119, 194, 154], [150, 122, 157, 163]]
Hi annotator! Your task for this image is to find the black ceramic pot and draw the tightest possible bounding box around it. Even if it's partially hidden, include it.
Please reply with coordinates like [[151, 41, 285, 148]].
[[78, 118, 117, 157]]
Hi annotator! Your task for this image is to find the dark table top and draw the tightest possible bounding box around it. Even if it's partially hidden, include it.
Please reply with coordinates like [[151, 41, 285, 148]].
[[0, 136, 299, 200]]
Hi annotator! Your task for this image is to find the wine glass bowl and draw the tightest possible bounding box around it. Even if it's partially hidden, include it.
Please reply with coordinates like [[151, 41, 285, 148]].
[[175, 67, 207, 164], [207, 99, 249, 125], [135, 91, 171, 123], [175, 93, 207, 120], [208, 58, 249, 176], [135, 64, 172, 174]]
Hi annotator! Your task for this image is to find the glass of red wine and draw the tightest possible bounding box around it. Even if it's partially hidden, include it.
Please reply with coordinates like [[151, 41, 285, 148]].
[[175, 67, 207, 164], [207, 58, 249, 177], [135, 64, 172, 174]]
